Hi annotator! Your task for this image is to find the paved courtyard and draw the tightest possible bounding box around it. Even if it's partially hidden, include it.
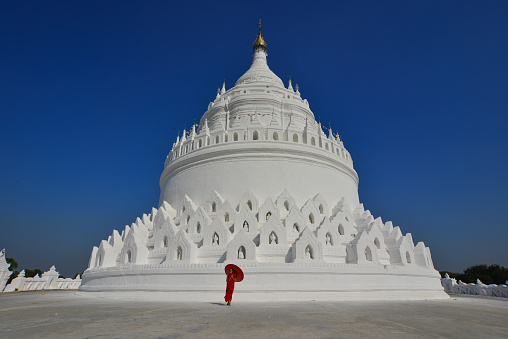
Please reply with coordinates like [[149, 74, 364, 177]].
[[0, 291, 507, 338]]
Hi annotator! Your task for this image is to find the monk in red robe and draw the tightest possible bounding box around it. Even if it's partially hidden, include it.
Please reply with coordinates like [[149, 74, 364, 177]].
[[224, 268, 237, 306]]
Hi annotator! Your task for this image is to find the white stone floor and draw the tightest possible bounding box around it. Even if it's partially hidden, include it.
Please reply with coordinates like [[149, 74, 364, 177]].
[[0, 291, 507, 339]]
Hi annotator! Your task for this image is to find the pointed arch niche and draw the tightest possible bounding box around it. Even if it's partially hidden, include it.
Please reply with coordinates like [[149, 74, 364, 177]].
[[168, 231, 197, 263], [291, 228, 323, 262], [226, 230, 256, 261], [238, 191, 259, 212], [284, 206, 306, 243], [234, 207, 258, 235], [259, 217, 287, 247]]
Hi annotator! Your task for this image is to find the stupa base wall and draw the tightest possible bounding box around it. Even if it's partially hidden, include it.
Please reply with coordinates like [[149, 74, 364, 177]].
[[77, 290, 448, 302], [79, 264, 448, 301]]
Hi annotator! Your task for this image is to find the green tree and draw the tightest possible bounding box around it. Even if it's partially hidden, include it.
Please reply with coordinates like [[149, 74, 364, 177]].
[[6, 271, 19, 285], [73, 269, 86, 279], [24, 269, 44, 278], [459, 264, 508, 285], [6, 257, 18, 271], [5, 257, 19, 285]]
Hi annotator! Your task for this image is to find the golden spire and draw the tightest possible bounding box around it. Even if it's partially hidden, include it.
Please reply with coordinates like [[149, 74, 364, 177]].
[[253, 19, 267, 53]]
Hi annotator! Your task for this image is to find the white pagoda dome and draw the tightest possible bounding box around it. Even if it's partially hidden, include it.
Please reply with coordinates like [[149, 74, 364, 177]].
[[80, 24, 447, 301]]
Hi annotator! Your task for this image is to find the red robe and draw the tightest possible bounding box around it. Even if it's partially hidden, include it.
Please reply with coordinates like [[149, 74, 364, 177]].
[[224, 273, 237, 302]]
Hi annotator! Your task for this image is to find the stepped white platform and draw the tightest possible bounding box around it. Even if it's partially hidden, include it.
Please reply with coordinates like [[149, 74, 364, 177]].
[[80, 24, 447, 301]]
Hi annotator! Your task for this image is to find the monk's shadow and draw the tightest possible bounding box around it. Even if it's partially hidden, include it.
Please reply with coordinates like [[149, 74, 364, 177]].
[[209, 302, 227, 306]]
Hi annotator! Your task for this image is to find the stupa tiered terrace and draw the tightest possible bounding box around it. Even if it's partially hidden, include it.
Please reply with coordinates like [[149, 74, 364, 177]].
[[80, 24, 447, 301]]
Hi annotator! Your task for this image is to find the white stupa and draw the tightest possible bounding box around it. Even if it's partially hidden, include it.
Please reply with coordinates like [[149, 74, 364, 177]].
[[80, 23, 447, 301]]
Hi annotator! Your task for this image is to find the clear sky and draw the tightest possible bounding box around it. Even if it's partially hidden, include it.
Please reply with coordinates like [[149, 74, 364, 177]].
[[1, 1, 507, 278]]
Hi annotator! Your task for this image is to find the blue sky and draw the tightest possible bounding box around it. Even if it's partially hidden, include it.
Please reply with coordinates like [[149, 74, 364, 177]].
[[1, 1, 507, 277]]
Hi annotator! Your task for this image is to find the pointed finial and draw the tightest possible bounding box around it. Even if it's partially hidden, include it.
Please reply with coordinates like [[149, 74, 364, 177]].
[[253, 20, 267, 53], [221, 80, 226, 94], [288, 77, 294, 91], [296, 83, 300, 94]]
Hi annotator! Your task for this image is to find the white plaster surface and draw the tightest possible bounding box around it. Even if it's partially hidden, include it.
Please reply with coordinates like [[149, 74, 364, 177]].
[[159, 144, 360, 210], [81, 32, 446, 300], [81, 193, 447, 300], [80, 264, 446, 301], [0, 291, 507, 339]]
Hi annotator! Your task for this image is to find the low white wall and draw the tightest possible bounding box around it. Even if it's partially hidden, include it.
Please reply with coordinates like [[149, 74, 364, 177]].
[[0, 249, 10, 292], [2, 266, 81, 293], [441, 274, 508, 298]]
